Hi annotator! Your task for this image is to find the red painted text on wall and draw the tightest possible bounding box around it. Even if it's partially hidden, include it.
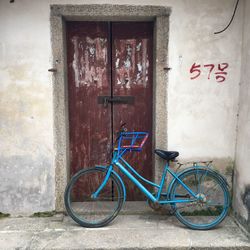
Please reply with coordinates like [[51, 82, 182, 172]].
[[190, 63, 229, 83]]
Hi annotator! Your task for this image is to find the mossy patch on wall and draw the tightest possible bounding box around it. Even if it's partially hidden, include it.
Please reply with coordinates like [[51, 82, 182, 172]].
[[0, 212, 10, 219], [31, 211, 56, 217]]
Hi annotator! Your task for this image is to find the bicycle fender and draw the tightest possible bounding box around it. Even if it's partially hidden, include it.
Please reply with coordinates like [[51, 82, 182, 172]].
[[167, 166, 229, 197], [96, 166, 127, 202]]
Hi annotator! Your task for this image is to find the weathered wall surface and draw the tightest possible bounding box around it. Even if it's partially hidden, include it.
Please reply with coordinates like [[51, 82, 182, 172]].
[[167, 0, 241, 163], [0, 0, 243, 214], [0, 1, 55, 214], [167, 0, 242, 188], [233, 0, 250, 233]]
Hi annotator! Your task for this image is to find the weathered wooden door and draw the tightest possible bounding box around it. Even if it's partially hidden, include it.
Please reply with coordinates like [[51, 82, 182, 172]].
[[67, 21, 153, 200]]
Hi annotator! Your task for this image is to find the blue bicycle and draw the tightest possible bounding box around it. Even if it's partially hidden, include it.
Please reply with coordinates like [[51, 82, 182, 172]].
[[64, 124, 230, 230]]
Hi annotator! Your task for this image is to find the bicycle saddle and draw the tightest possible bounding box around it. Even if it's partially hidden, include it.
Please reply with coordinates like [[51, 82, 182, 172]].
[[154, 149, 179, 161]]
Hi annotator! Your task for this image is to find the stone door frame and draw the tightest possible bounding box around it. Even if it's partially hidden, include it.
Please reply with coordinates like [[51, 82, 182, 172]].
[[50, 4, 170, 211]]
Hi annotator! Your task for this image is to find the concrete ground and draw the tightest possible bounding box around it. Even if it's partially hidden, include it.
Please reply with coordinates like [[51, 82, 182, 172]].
[[0, 203, 249, 250]]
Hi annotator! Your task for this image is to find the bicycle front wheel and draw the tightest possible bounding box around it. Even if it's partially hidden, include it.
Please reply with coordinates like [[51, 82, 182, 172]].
[[64, 167, 124, 227], [170, 168, 230, 230]]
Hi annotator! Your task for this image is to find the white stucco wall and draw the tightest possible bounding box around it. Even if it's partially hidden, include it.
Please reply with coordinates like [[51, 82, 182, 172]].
[[167, 0, 242, 161], [0, 1, 54, 214], [0, 0, 243, 214], [233, 0, 250, 232]]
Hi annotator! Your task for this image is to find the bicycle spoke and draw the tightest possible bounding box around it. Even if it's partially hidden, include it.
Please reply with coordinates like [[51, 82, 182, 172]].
[[204, 183, 220, 196], [197, 172, 204, 194], [194, 173, 198, 193], [200, 170, 208, 194]]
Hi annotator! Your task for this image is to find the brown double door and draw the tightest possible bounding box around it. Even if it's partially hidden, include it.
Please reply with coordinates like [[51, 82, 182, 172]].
[[66, 21, 153, 200]]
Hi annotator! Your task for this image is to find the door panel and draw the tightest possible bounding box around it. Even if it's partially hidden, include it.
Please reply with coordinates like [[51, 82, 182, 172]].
[[67, 22, 111, 200], [112, 22, 154, 200]]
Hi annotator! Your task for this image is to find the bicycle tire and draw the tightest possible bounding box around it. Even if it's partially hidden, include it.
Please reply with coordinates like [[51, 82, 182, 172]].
[[169, 168, 230, 230], [64, 167, 124, 227]]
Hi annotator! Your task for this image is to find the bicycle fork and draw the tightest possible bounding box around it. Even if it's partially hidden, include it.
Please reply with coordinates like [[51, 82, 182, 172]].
[[91, 165, 113, 199]]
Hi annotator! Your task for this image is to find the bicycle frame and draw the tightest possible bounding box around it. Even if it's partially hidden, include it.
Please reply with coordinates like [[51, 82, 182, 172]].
[[93, 148, 198, 204]]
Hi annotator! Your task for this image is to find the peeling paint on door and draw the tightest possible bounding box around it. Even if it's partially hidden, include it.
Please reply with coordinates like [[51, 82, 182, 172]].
[[115, 39, 150, 88], [71, 35, 108, 88]]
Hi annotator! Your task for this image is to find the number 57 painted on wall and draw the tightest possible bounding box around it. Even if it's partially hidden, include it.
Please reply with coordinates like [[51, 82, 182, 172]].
[[190, 63, 229, 83]]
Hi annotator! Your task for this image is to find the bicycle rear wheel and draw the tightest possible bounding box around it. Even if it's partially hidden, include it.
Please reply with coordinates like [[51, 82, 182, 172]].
[[170, 168, 230, 230], [64, 167, 124, 227]]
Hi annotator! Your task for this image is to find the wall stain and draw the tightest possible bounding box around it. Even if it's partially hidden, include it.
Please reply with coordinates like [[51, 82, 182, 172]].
[[0, 155, 54, 215], [242, 185, 250, 223], [0, 72, 52, 156]]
